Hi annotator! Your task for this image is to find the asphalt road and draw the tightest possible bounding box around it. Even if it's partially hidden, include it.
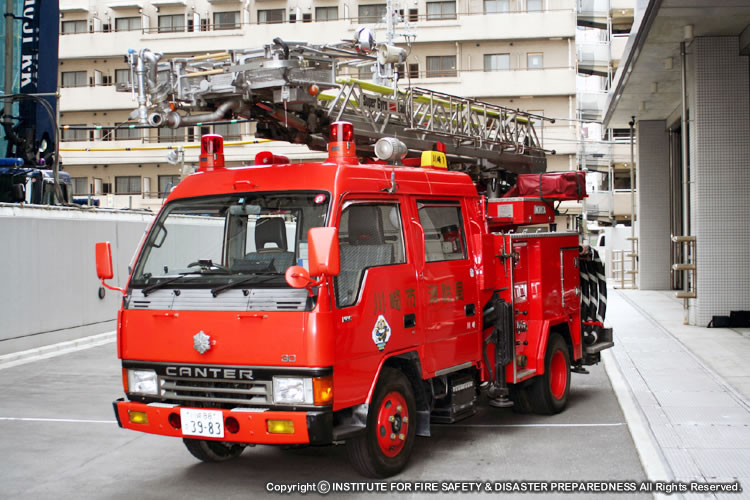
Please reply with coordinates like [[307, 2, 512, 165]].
[[0, 342, 648, 499]]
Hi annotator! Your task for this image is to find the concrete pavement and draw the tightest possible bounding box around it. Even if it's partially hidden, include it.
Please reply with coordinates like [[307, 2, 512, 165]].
[[605, 289, 750, 499]]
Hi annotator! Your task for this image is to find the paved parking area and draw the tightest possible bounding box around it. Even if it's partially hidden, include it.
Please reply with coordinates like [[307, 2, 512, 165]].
[[0, 340, 646, 499]]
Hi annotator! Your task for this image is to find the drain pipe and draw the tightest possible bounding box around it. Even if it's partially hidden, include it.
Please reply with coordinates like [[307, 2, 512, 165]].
[[680, 41, 690, 317]]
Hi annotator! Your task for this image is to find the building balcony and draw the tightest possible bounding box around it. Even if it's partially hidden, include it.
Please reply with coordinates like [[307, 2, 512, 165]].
[[59, 85, 137, 112], [578, 91, 607, 120], [577, 42, 609, 76], [409, 67, 576, 99], [577, 0, 609, 29], [610, 35, 628, 65], [59, 8, 576, 60], [583, 190, 634, 220]]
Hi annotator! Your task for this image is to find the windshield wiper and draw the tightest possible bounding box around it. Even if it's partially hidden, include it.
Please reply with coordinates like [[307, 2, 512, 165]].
[[211, 272, 282, 297], [141, 272, 198, 297]]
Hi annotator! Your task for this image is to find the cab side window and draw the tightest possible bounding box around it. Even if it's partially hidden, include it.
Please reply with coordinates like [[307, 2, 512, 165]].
[[418, 202, 467, 262], [335, 203, 405, 307]]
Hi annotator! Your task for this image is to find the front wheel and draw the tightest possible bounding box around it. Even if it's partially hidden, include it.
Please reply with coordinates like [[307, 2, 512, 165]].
[[183, 438, 245, 462], [527, 333, 571, 414], [346, 367, 417, 478]]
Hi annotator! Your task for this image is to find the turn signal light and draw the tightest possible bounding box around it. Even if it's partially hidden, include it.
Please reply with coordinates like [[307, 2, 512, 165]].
[[267, 419, 295, 434], [313, 376, 334, 405], [128, 411, 149, 425], [225, 416, 240, 434]]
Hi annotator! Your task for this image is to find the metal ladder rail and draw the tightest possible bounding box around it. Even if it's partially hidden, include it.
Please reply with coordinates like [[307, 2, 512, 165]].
[[672, 235, 697, 299]]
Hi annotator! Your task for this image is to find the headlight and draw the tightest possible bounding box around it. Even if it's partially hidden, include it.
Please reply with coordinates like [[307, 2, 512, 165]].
[[127, 369, 159, 395], [273, 376, 313, 404]]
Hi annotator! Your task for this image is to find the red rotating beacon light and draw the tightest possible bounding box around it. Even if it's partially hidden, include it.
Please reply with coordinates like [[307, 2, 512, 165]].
[[327, 121, 356, 163], [199, 134, 225, 171]]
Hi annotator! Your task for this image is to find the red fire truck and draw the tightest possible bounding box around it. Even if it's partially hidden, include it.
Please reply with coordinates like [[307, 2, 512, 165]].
[[97, 123, 612, 478]]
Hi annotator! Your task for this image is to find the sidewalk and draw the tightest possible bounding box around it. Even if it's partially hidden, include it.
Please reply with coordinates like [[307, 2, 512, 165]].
[[605, 289, 750, 498]]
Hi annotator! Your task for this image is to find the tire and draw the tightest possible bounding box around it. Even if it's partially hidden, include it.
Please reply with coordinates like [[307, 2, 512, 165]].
[[346, 367, 417, 478], [508, 383, 533, 414], [527, 333, 571, 415], [183, 438, 244, 462]]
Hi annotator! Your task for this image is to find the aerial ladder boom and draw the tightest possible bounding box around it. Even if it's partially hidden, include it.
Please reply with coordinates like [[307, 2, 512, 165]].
[[122, 33, 554, 192]]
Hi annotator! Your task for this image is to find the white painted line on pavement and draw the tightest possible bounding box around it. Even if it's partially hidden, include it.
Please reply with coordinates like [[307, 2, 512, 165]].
[[0, 332, 116, 371], [435, 422, 626, 428], [603, 348, 672, 486], [0, 417, 116, 424]]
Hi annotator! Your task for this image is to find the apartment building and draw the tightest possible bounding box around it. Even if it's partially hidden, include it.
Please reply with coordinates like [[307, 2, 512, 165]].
[[58, 0, 579, 210], [575, 0, 635, 225]]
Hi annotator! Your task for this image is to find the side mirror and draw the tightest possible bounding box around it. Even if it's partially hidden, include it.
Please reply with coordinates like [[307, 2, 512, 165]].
[[96, 241, 114, 279], [308, 227, 340, 277], [11, 183, 25, 202], [411, 219, 425, 275], [96, 241, 125, 294]]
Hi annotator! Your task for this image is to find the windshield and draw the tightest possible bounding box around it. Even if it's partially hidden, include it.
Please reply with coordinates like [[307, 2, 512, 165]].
[[130, 191, 330, 289]]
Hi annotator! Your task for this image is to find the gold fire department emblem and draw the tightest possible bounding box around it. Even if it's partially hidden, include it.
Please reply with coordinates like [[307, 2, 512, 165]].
[[193, 331, 212, 354]]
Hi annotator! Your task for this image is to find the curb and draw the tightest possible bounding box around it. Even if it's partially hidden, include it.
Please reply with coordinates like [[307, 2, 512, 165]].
[[0, 331, 116, 370]]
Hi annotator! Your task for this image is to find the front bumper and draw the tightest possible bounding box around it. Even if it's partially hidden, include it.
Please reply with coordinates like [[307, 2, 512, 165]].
[[113, 399, 332, 445]]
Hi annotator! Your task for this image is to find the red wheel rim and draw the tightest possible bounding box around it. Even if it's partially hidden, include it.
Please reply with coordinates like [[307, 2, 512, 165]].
[[375, 391, 409, 458], [549, 350, 567, 400]]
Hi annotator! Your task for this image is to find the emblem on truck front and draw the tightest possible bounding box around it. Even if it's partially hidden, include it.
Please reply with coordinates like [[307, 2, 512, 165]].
[[372, 315, 391, 351], [193, 331, 212, 354]]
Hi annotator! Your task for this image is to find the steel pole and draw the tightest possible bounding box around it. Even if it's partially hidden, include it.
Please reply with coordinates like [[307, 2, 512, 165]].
[[680, 42, 690, 297], [629, 116, 636, 287], [4, 0, 14, 117]]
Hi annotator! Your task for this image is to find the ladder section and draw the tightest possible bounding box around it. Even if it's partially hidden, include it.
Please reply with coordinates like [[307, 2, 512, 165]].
[[323, 79, 548, 173]]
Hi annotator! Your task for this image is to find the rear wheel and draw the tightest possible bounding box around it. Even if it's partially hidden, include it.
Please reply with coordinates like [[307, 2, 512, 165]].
[[527, 333, 571, 414], [183, 438, 245, 462], [346, 367, 417, 478]]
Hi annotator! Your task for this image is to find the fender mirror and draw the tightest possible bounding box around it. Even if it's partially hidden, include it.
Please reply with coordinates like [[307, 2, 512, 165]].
[[95, 241, 125, 294], [308, 227, 340, 277], [285, 266, 314, 289]]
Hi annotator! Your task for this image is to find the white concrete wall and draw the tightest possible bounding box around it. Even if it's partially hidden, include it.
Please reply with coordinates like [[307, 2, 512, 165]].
[[0, 205, 154, 354], [636, 119, 670, 290]]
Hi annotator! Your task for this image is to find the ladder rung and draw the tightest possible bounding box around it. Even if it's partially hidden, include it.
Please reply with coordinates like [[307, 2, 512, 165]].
[[672, 264, 696, 271], [675, 291, 697, 299], [672, 236, 696, 243]]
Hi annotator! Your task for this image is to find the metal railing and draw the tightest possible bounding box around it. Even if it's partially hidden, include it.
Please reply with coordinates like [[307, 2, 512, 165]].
[[612, 236, 638, 289], [672, 235, 696, 300]]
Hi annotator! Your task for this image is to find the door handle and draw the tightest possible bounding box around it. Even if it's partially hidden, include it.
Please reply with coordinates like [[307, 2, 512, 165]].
[[404, 313, 416, 329], [465, 304, 476, 317]]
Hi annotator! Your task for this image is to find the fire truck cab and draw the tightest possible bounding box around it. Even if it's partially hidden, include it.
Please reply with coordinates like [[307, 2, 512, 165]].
[[98, 123, 612, 478]]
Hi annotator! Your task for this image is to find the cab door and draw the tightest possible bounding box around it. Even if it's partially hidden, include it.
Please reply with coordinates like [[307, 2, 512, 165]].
[[413, 198, 479, 375], [331, 197, 421, 408]]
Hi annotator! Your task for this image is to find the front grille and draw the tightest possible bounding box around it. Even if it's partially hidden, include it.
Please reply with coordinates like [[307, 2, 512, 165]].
[[159, 375, 272, 408]]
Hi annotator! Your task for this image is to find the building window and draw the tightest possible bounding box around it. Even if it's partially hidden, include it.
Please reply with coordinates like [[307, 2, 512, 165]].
[[302, 13, 312, 22], [613, 169, 635, 190], [258, 9, 284, 24], [426, 1, 456, 20], [61, 71, 87, 88], [62, 125, 87, 141], [418, 202, 467, 262], [527, 52, 543, 69], [426, 55, 456, 77], [484, 0, 509, 13], [315, 6, 338, 21], [115, 16, 141, 32], [527, 0, 542, 11], [214, 122, 242, 140], [358, 4, 386, 23], [115, 176, 142, 195], [213, 11, 240, 30], [408, 63, 419, 79], [158, 14, 185, 33], [158, 175, 181, 197], [72, 177, 89, 195], [115, 127, 140, 140], [399, 8, 419, 21], [484, 53, 510, 71], [158, 128, 185, 143], [115, 69, 131, 85], [61, 20, 87, 34]]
